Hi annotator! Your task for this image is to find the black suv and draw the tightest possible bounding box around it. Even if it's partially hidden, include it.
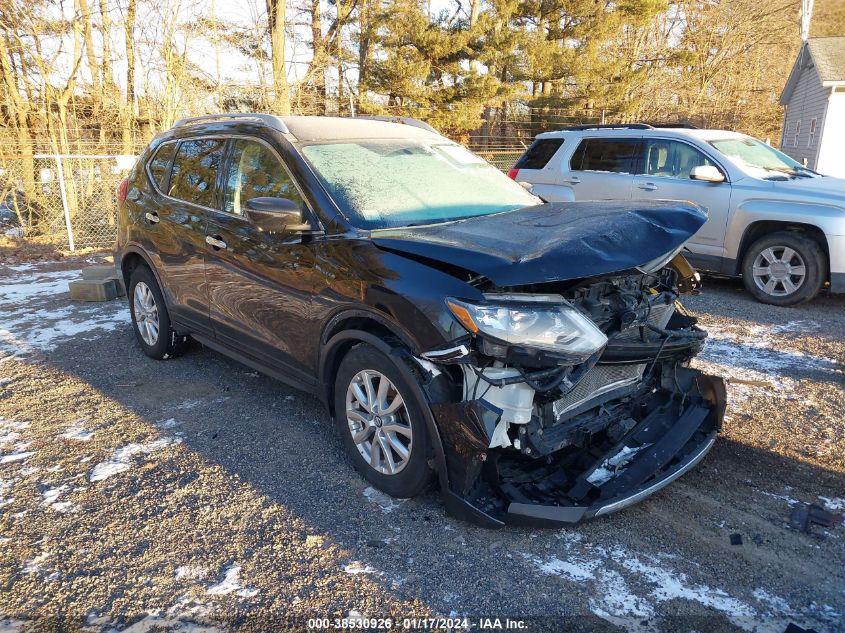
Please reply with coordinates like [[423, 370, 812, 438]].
[[116, 113, 726, 527]]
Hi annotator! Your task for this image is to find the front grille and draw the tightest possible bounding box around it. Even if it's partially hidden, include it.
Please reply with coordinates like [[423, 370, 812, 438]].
[[552, 363, 646, 419], [613, 302, 675, 342]]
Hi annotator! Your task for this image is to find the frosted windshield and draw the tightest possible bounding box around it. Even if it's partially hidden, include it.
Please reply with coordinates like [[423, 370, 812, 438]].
[[302, 140, 540, 229]]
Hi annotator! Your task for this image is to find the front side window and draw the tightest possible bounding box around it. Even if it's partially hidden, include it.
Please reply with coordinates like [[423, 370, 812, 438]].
[[640, 140, 716, 179], [570, 138, 640, 174], [168, 138, 226, 207], [147, 141, 177, 191], [301, 140, 539, 229], [223, 139, 304, 215]]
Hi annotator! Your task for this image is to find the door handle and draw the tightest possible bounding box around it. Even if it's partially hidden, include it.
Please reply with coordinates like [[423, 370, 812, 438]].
[[566, 176, 581, 185], [206, 235, 227, 250], [144, 212, 160, 224], [638, 182, 658, 191]]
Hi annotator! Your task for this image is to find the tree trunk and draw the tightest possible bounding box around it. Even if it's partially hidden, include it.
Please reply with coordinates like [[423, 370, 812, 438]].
[[311, 0, 326, 113], [122, 0, 136, 154], [266, 0, 290, 115]]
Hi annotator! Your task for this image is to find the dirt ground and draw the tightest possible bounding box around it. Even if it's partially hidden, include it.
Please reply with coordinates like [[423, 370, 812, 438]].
[[0, 256, 843, 633]]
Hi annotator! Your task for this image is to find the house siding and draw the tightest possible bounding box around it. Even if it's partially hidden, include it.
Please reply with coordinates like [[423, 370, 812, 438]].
[[816, 89, 845, 178], [780, 57, 828, 168]]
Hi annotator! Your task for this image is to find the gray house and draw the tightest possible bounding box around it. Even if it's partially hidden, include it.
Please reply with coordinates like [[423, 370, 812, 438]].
[[779, 36, 845, 178]]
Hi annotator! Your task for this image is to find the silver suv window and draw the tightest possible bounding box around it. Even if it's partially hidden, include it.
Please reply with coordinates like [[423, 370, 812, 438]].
[[639, 139, 716, 179], [570, 138, 639, 174]]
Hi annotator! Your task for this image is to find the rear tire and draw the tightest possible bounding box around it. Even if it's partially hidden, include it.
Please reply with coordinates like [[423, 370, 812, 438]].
[[741, 231, 825, 306], [333, 344, 434, 498], [128, 265, 190, 359]]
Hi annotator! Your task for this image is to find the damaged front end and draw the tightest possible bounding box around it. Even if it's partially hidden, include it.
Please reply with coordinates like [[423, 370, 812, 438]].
[[418, 256, 725, 527]]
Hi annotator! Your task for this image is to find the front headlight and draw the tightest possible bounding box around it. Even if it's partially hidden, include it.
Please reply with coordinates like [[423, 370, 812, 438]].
[[446, 297, 607, 358]]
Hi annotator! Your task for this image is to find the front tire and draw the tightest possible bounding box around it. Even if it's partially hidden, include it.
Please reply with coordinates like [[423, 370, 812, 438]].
[[128, 265, 190, 359], [333, 344, 434, 498], [741, 231, 825, 306]]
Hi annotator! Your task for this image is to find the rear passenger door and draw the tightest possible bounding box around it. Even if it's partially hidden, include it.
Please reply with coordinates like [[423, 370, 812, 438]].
[[204, 138, 319, 385], [149, 137, 224, 334], [564, 137, 640, 201]]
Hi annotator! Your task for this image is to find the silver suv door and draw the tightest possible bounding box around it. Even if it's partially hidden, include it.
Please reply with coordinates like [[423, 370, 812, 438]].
[[632, 139, 731, 258], [564, 137, 640, 200]]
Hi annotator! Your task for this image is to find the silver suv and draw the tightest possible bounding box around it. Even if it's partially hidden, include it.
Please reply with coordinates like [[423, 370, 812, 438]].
[[509, 124, 845, 305]]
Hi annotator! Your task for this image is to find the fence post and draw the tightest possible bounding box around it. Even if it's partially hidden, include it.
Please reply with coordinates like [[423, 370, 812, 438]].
[[55, 154, 75, 251]]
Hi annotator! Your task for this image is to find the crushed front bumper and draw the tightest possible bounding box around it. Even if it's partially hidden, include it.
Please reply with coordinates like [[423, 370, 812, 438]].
[[432, 368, 726, 528]]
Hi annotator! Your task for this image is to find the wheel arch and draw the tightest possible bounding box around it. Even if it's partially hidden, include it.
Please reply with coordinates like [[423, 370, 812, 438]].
[[320, 324, 449, 493], [318, 309, 422, 412], [119, 246, 169, 297], [736, 220, 829, 279]]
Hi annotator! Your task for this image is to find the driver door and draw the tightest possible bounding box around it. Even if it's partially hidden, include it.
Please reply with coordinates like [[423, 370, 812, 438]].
[[204, 137, 319, 383]]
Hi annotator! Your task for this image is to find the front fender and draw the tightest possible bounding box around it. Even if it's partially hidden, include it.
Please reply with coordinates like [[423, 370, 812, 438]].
[[726, 198, 845, 260]]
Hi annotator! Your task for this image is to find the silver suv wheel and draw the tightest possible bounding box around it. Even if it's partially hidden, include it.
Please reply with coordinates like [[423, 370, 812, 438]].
[[752, 246, 806, 297], [345, 369, 413, 475], [133, 281, 160, 346]]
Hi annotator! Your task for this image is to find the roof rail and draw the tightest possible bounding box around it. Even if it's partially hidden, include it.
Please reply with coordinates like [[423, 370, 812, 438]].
[[557, 123, 655, 131], [352, 115, 440, 134], [645, 122, 699, 129], [172, 113, 290, 134]]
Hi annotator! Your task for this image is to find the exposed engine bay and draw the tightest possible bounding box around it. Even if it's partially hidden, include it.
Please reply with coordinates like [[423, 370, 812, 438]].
[[415, 255, 726, 526]]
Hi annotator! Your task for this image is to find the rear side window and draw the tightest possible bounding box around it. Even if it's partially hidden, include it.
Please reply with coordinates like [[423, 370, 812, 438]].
[[514, 139, 564, 170], [168, 138, 227, 207], [570, 138, 640, 174], [147, 141, 177, 191]]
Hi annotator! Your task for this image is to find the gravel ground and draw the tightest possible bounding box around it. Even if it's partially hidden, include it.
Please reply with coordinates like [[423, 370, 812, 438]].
[[0, 258, 843, 633]]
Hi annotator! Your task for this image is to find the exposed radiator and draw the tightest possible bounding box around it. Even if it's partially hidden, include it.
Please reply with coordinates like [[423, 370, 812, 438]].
[[552, 363, 646, 419], [613, 302, 675, 342]]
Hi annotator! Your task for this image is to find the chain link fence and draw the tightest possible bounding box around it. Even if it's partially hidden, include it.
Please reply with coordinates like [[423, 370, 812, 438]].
[[0, 154, 136, 250], [0, 148, 521, 251]]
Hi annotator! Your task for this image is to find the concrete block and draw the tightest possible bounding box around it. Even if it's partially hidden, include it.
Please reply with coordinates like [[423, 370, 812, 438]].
[[69, 279, 118, 302], [81, 265, 118, 280], [111, 276, 126, 297]]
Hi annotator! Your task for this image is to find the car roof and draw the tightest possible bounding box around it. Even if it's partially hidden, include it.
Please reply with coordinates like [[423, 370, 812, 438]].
[[535, 127, 750, 142], [168, 113, 444, 143]]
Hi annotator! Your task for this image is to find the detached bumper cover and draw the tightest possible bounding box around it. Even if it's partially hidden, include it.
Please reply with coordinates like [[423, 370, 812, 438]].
[[507, 431, 716, 526], [433, 369, 726, 528]]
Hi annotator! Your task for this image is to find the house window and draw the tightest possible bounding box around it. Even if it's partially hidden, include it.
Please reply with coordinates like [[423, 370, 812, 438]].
[[808, 118, 817, 147], [793, 120, 801, 147]]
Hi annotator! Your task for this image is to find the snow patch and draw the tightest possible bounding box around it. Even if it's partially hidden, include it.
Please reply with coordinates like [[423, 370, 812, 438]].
[[206, 564, 258, 598], [523, 532, 822, 632], [586, 444, 652, 486], [175, 565, 210, 581], [363, 486, 404, 513], [0, 451, 34, 464], [343, 561, 379, 575], [817, 496, 844, 512], [61, 423, 94, 441], [21, 551, 51, 574], [90, 437, 181, 482]]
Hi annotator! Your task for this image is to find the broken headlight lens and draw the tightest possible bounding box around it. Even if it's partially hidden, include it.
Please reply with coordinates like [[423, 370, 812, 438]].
[[446, 297, 608, 358]]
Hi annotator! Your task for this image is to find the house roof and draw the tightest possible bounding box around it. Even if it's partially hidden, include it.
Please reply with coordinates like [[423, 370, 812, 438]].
[[780, 36, 845, 104]]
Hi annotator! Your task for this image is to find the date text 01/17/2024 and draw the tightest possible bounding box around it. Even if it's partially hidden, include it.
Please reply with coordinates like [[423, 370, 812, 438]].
[[306, 617, 529, 630]]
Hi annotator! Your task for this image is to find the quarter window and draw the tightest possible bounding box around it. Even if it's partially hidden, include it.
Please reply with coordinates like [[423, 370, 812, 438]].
[[570, 138, 639, 174], [223, 139, 304, 215], [640, 140, 716, 179], [147, 141, 177, 191], [514, 139, 564, 170], [168, 139, 226, 207]]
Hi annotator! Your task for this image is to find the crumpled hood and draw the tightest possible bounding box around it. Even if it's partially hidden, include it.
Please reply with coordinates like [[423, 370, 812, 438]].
[[370, 201, 707, 286]]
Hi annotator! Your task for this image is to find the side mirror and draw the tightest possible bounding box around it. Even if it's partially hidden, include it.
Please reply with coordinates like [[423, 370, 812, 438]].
[[690, 165, 725, 183], [244, 197, 312, 233]]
